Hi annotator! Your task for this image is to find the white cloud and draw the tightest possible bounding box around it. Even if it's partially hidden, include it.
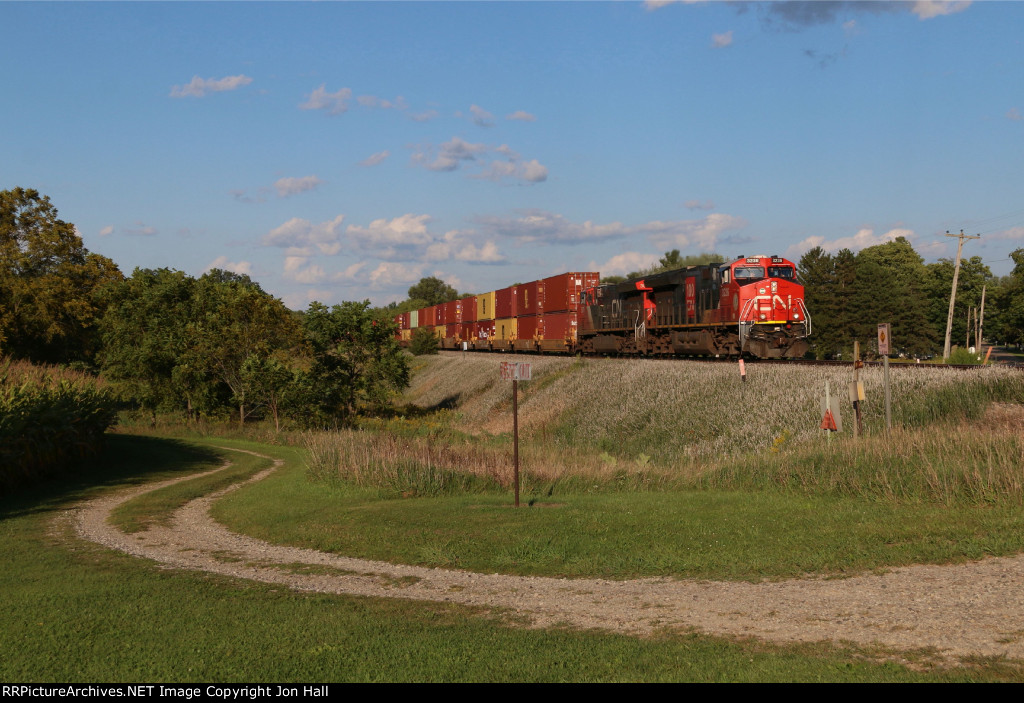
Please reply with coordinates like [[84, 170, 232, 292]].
[[170, 74, 252, 98], [911, 1, 972, 20], [99, 225, 114, 236], [478, 210, 746, 252], [300, 84, 352, 115], [476, 158, 549, 184], [470, 104, 495, 127], [347, 214, 435, 260], [785, 227, 915, 260], [591, 252, 660, 277], [411, 137, 488, 172], [263, 215, 345, 255], [506, 110, 536, 122], [1008, 108, 1022, 121], [335, 262, 368, 280], [412, 138, 547, 183], [359, 150, 390, 167], [274, 175, 323, 198], [282, 256, 326, 284], [368, 261, 427, 288], [205, 256, 253, 276], [711, 31, 733, 49], [422, 229, 507, 264]]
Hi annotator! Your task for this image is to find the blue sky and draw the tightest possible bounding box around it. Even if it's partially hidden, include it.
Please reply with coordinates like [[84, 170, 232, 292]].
[[4, 1, 1023, 309]]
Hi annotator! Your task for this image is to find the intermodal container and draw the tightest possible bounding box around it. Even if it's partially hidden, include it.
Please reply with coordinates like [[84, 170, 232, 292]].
[[476, 291, 496, 321], [494, 317, 517, 341], [495, 286, 517, 319], [517, 280, 541, 316], [420, 305, 436, 327], [460, 296, 477, 323], [461, 321, 478, 341], [541, 272, 600, 313], [517, 315, 540, 340], [540, 311, 578, 341], [410, 309, 419, 329], [443, 300, 460, 325], [446, 323, 459, 339], [476, 319, 495, 341]]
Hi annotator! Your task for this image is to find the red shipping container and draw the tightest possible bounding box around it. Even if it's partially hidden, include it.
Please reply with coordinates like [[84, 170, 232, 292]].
[[445, 323, 459, 338], [495, 286, 517, 318], [443, 300, 460, 324], [540, 311, 579, 341], [460, 296, 477, 322], [541, 272, 600, 314], [517, 315, 540, 340], [421, 305, 436, 327], [476, 319, 495, 340], [517, 280, 541, 316], [461, 321, 478, 340]]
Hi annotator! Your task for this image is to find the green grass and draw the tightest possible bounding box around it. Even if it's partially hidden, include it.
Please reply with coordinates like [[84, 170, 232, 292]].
[[214, 442, 1024, 581], [5, 434, 1011, 682]]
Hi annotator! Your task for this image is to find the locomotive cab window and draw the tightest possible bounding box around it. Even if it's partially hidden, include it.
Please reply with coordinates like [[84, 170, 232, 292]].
[[734, 266, 765, 283], [767, 266, 795, 280]]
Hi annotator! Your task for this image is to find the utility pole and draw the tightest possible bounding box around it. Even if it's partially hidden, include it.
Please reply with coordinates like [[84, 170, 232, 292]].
[[978, 285, 986, 352], [943, 229, 981, 360]]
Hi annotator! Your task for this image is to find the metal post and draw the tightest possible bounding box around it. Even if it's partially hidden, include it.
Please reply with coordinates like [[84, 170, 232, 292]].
[[883, 354, 891, 434], [513, 378, 520, 508], [853, 341, 862, 439]]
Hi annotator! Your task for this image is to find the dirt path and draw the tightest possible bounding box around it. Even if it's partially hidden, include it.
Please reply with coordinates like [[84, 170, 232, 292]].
[[70, 448, 1024, 666]]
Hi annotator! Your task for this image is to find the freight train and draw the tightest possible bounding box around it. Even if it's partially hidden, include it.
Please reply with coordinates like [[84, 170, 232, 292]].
[[393, 255, 811, 359]]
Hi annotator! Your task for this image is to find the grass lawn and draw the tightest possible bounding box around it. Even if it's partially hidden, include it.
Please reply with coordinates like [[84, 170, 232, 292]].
[[3, 433, 1021, 682], [208, 436, 1024, 582]]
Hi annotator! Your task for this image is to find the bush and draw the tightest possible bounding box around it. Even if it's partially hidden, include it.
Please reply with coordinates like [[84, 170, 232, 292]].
[[409, 327, 439, 356]]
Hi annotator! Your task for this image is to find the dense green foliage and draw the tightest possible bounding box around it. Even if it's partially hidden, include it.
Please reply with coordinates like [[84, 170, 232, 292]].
[[0, 358, 117, 489], [409, 325, 440, 355], [601, 250, 726, 283], [0, 188, 123, 365], [798, 237, 1015, 359]]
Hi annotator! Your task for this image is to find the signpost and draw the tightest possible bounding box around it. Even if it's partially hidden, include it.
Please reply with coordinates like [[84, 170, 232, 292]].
[[878, 323, 892, 433], [500, 362, 532, 507]]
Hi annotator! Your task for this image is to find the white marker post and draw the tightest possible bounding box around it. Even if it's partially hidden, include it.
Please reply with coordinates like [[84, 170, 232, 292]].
[[500, 361, 532, 507]]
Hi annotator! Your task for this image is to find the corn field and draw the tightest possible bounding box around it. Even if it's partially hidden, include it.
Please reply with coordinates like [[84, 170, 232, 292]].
[[0, 358, 118, 490]]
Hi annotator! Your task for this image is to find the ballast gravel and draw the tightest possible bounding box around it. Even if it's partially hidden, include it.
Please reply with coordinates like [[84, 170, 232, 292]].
[[69, 448, 1024, 667]]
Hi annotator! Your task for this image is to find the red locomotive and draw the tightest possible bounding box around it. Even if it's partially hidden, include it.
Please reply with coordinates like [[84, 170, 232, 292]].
[[395, 256, 810, 359], [579, 255, 810, 358]]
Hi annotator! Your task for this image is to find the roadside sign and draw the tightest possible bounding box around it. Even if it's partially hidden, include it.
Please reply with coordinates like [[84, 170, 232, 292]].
[[877, 323, 891, 356], [500, 361, 532, 381]]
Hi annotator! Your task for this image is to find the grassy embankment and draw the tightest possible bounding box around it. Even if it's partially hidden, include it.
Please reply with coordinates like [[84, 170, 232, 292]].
[[7, 434, 1011, 682]]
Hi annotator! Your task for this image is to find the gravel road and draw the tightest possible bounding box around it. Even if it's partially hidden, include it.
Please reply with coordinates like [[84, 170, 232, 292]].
[[69, 448, 1024, 666]]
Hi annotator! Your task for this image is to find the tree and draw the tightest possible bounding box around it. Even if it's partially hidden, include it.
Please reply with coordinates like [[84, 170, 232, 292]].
[[99, 268, 205, 419], [187, 271, 303, 426], [988, 249, 1024, 345], [406, 276, 461, 306], [300, 301, 409, 426], [0, 188, 122, 364]]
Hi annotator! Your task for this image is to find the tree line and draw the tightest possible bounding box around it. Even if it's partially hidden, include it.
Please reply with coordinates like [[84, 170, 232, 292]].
[[1, 188, 407, 428], [798, 237, 1024, 359]]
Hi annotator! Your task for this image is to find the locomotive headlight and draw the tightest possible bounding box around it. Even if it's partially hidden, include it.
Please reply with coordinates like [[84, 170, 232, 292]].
[[759, 313, 767, 320], [794, 312, 801, 320], [771, 281, 778, 293]]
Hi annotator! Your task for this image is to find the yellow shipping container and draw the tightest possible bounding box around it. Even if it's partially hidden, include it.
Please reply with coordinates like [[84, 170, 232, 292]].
[[476, 291, 496, 321], [494, 318, 517, 341]]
